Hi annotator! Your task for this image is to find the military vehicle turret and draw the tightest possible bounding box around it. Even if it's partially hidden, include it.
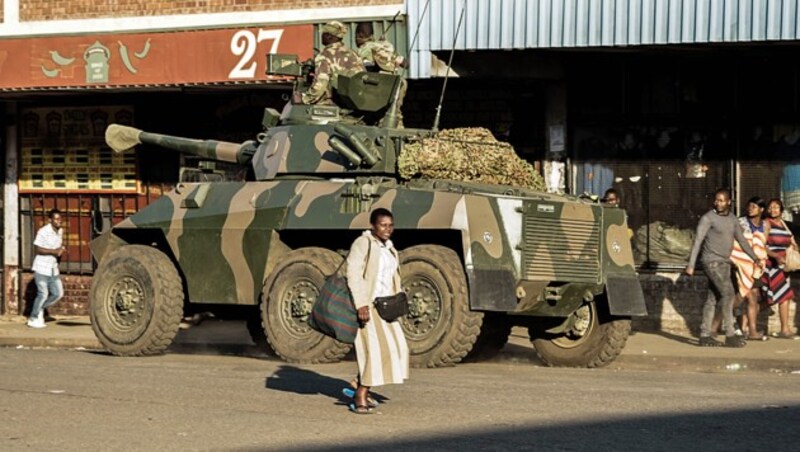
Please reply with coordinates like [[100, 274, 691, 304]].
[[89, 54, 646, 368]]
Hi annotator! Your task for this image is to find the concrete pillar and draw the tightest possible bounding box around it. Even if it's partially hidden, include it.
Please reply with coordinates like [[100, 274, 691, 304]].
[[544, 81, 567, 194], [3, 102, 19, 315]]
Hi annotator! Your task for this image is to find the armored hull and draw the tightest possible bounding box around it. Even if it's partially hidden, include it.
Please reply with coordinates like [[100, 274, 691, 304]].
[[91, 177, 644, 367]]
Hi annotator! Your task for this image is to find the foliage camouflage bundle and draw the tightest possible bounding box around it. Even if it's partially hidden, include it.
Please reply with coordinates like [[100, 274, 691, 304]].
[[398, 127, 545, 191], [634, 221, 695, 263]]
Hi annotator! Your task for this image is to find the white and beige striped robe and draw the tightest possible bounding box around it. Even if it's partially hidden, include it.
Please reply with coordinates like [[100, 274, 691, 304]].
[[355, 240, 409, 387]]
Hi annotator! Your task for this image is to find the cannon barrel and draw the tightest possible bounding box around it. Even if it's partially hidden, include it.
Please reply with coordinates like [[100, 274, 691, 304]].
[[105, 124, 256, 165]]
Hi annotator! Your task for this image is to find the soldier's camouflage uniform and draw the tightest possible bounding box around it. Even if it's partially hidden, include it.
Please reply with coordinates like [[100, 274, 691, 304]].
[[358, 37, 407, 126], [302, 42, 365, 105], [358, 38, 403, 74]]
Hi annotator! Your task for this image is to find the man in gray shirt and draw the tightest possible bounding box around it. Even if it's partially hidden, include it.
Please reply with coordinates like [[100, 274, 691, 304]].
[[686, 188, 764, 347]]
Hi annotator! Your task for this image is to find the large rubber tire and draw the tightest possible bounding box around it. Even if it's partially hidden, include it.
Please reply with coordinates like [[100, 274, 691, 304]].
[[529, 299, 631, 368], [261, 247, 351, 363], [245, 311, 275, 356], [463, 312, 512, 362], [399, 245, 482, 368], [90, 244, 184, 356]]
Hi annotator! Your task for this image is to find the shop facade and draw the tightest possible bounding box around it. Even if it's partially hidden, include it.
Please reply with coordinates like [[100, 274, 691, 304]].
[[407, 0, 800, 333], [0, 1, 405, 315], [4, 0, 799, 334]]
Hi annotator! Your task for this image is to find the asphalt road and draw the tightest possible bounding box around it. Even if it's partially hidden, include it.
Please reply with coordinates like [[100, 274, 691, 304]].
[[1, 347, 799, 451]]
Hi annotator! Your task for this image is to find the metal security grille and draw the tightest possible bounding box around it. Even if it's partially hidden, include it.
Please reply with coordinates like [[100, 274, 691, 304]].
[[522, 214, 600, 283], [20, 185, 169, 275]]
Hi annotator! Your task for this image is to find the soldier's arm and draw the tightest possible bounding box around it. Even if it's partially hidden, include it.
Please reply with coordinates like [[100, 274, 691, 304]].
[[371, 41, 407, 72], [301, 57, 331, 104]]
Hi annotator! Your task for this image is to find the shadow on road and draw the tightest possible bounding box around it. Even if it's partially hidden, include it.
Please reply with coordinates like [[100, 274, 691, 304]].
[[265, 365, 388, 406], [52, 320, 93, 327], [259, 404, 800, 451]]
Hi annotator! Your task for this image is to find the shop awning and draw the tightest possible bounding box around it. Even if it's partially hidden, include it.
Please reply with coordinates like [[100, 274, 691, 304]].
[[0, 25, 313, 91]]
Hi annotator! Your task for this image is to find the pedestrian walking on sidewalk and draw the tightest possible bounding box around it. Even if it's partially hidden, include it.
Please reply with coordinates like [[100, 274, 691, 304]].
[[730, 197, 769, 341], [686, 188, 764, 347], [27, 209, 65, 329], [761, 198, 800, 339]]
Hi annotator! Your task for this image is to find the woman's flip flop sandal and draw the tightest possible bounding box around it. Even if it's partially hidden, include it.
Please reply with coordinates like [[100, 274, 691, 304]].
[[349, 403, 375, 415], [771, 332, 800, 339], [347, 380, 380, 407], [342, 387, 379, 408]]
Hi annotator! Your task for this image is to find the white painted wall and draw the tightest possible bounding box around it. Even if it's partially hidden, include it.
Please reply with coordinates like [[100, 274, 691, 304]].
[[0, 2, 404, 37]]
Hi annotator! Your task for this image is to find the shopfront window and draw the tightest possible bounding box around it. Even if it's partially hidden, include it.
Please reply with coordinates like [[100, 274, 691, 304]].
[[567, 49, 800, 270], [573, 124, 800, 269], [573, 126, 733, 269], [18, 106, 138, 273], [739, 125, 800, 229], [17, 105, 177, 274]]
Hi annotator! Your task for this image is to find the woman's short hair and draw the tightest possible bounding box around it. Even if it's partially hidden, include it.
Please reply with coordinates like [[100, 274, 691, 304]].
[[370, 207, 393, 225], [768, 198, 785, 212], [747, 196, 766, 209]]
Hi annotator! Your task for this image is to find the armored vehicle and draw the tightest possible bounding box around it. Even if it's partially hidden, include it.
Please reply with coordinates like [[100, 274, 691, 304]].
[[89, 54, 646, 368]]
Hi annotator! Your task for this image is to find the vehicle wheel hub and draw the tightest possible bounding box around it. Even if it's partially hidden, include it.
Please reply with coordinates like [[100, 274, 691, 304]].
[[282, 279, 318, 334], [551, 304, 595, 349], [570, 305, 591, 338], [403, 278, 442, 338], [108, 276, 145, 329]]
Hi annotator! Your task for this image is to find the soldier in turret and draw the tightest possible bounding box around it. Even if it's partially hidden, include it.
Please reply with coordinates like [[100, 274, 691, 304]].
[[355, 22, 408, 74], [355, 22, 408, 127], [301, 21, 365, 105]]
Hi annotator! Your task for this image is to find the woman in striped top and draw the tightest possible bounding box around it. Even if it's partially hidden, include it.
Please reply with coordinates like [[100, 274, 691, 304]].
[[730, 197, 768, 340], [761, 198, 799, 339]]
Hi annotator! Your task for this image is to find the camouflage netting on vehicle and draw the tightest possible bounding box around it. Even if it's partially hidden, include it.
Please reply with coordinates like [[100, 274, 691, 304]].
[[634, 221, 695, 264], [398, 128, 545, 191]]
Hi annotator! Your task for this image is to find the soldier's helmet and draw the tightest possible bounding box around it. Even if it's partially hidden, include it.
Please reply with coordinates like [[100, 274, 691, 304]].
[[321, 20, 347, 39]]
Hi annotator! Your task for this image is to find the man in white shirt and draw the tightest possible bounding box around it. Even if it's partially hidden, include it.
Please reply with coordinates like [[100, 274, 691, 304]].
[[27, 209, 65, 328]]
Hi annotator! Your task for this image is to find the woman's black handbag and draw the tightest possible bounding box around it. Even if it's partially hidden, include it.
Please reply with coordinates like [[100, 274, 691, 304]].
[[373, 292, 409, 322]]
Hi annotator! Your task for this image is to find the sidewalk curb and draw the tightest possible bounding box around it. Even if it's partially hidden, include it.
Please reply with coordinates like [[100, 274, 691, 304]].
[[481, 344, 800, 373], [0, 336, 103, 350], [3, 336, 797, 373], [613, 355, 800, 373], [2, 318, 800, 374]]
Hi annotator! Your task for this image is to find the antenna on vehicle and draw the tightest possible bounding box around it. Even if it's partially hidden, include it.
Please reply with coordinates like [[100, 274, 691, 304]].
[[378, 11, 403, 41], [432, 1, 466, 132]]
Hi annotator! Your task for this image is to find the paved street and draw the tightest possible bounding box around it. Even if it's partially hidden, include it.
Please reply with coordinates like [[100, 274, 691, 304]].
[[1, 345, 799, 451]]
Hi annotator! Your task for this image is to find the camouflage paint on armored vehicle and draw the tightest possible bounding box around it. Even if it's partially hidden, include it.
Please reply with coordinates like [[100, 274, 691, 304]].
[[89, 54, 646, 368]]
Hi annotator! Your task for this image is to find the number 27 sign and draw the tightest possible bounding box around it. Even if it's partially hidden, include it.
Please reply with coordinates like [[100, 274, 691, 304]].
[[229, 29, 285, 79], [225, 25, 314, 81]]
